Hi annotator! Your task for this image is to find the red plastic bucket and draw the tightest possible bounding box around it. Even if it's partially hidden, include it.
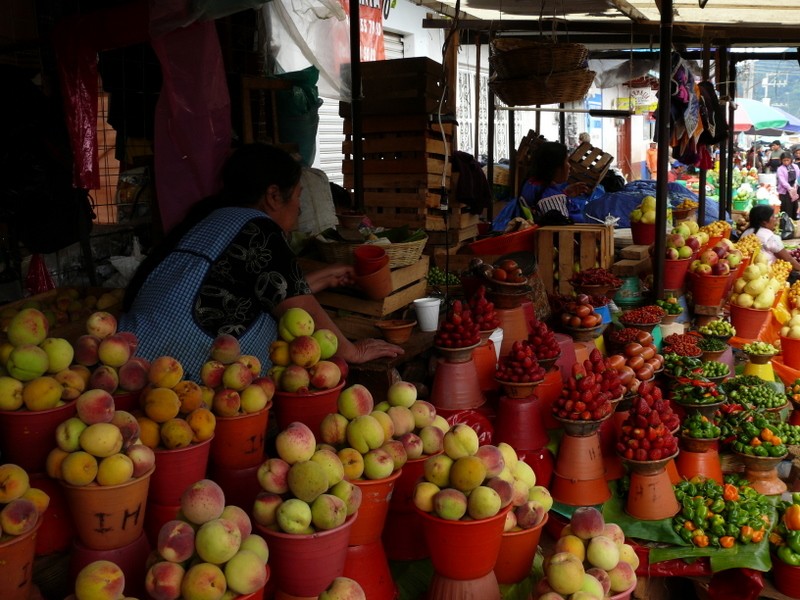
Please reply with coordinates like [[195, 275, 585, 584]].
[[143, 502, 180, 548], [207, 463, 262, 513], [209, 404, 270, 469], [0, 401, 77, 473], [494, 513, 549, 584], [416, 505, 510, 580], [69, 531, 150, 599], [29, 473, 75, 556], [631, 221, 656, 245], [342, 540, 397, 600], [349, 469, 402, 546], [663, 258, 692, 290], [782, 336, 800, 369], [689, 272, 730, 306], [729, 304, 771, 340], [273, 380, 345, 440], [256, 513, 356, 597], [773, 552, 800, 598], [149, 437, 212, 505], [0, 520, 41, 600]]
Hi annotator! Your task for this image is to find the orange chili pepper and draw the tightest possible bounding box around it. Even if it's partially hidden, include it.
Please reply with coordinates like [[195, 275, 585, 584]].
[[750, 437, 762, 447], [720, 536, 735, 549], [752, 529, 765, 543], [761, 428, 774, 441], [784, 505, 800, 530], [693, 535, 710, 548], [684, 521, 697, 531], [723, 483, 740, 501]]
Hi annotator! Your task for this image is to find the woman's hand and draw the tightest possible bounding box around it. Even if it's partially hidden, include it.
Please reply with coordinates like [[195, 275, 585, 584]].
[[306, 264, 356, 293], [347, 338, 405, 364], [564, 182, 590, 198]]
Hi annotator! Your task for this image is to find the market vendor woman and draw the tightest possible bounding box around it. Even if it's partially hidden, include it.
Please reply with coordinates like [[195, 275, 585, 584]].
[[740, 205, 800, 278], [520, 141, 589, 222], [120, 143, 403, 380]]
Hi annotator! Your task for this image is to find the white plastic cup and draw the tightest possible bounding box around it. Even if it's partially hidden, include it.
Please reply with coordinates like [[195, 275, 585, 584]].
[[489, 327, 504, 361], [413, 297, 442, 332]]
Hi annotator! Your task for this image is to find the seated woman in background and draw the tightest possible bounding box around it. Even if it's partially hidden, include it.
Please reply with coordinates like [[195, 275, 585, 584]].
[[740, 204, 800, 278], [519, 141, 589, 222]]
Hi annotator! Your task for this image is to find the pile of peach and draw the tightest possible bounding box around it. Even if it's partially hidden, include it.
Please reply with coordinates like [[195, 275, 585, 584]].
[[0, 464, 49, 538]]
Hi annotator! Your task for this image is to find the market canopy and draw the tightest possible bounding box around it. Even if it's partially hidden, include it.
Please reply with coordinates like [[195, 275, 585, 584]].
[[732, 98, 790, 133], [744, 104, 800, 136]]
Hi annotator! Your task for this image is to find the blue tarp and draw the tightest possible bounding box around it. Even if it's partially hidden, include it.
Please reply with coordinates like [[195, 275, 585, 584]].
[[583, 181, 724, 227]]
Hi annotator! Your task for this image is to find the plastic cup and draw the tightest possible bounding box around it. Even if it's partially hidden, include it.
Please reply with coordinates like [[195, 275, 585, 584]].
[[413, 297, 441, 332]]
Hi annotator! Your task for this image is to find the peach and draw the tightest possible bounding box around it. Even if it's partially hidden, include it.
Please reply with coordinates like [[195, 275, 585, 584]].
[[70, 363, 92, 385], [537, 593, 566, 600], [97, 334, 132, 368], [237, 355, 262, 377], [277, 307, 315, 342], [148, 356, 184, 388], [362, 447, 395, 480], [423, 453, 454, 488], [603, 522, 626, 547], [528, 485, 554, 512], [267, 365, 285, 388], [250, 376, 275, 402], [337, 447, 365, 480], [144, 386, 182, 423], [56, 416, 89, 452], [126, 443, 156, 478], [240, 533, 269, 563], [73, 335, 101, 367], [418, 425, 444, 455], [210, 333, 242, 365], [510, 478, 531, 507], [370, 409, 395, 441], [619, 543, 640, 570], [309, 360, 341, 390], [311, 448, 345, 487], [136, 416, 161, 449], [158, 519, 197, 563], [442, 423, 479, 459], [486, 476, 514, 508], [252, 491, 283, 527], [555, 534, 587, 562], [96, 453, 134, 486], [329, 479, 361, 516], [88, 365, 120, 394], [449, 455, 487, 492], [160, 418, 196, 450], [586, 567, 611, 596], [409, 400, 437, 429], [111, 410, 141, 450], [116, 330, 138, 354], [474, 444, 506, 478], [74, 560, 126, 600], [172, 380, 203, 413], [386, 405, 415, 437], [76, 389, 115, 424], [288, 335, 321, 368], [268, 340, 290, 367], [221, 505, 252, 539], [320, 412, 349, 446], [328, 356, 349, 381], [275, 421, 317, 464], [287, 460, 329, 503], [571, 506, 606, 540], [311, 328, 338, 360], [310, 493, 347, 530], [22, 375, 63, 411], [186, 407, 216, 442], [432, 414, 450, 434], [180, 562, 227, 600], [433, 488, 468, 520], [468, 485, 503, 520], [46, 447, 70, 480], [146, 561, 186, 600], [7, 307, 49, 346], [586, 535, 620, 571], [545, 552, 586, 596], [279, 364, 311, 393], [276, 497, 313, 534], [240, 383, 268, 413], [578, 572, 606, 599], [607, 560, 637, 593], [199, 385, 215, 409], [61, 450, 99, 486], [54, 368, 87, 401], [346, 414, 385, 454], [224, 550, 267, 595], [80, 422, 124, 458], [200, 360, 226, 388], [257, 458, 291, 494], [211, 388, 241, 417], [319, 577, 366, 600], [40, 337, 74, 373], [0, 375, 23, 410], [0, 496, 38, 534], [497, 442, 518, 471], [222, 362, 253, 392], [21, 486, 50, 515], [6, 344, 49, 381], [412, 480, 441, 512], [515, 500, 546, 529], [86, 311, 117, 339], [512, 460, 536, 488], [181, 479, 226, 525], [381, 438, 409, 469], [387, 381, 417, 408], [398, 432, 423, 460]]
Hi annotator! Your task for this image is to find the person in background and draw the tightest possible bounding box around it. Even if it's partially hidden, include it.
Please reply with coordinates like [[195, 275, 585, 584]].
[[668, 161, 686, 182], [746, 143, 764, 172], [578, 132, 591, 145], [520, 141, 589, 221], [766, 140, 784, 172], [645, 141, 658, 180], [120, 143, 403, 381], [793, 147, 800, 168], [740, 205, 800, 273], [777, 151, 800, 219]]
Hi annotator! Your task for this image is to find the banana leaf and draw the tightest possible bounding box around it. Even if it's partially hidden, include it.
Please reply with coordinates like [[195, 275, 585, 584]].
[[601, 484, 685, 546]]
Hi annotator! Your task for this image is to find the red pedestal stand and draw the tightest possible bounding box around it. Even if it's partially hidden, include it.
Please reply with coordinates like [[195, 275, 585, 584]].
[[551, 428, 611, 506], [493, 391, 553, 487]]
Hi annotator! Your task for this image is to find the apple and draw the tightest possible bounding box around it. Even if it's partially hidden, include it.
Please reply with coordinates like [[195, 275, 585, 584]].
[[699, 249, 719, 266]]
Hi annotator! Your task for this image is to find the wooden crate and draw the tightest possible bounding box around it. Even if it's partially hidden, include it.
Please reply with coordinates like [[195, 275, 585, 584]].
[[301, 255, 429, 320], [568, 142, 614, 191], [534, 225, 615, 295]]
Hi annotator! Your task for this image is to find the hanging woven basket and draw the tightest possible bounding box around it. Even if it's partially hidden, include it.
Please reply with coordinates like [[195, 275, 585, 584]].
[[489, 39, 588, 79], [490, 69, 596, 107]]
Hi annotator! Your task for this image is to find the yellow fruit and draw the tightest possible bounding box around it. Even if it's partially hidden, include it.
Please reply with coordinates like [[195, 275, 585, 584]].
[[143, 387, 181, 423]]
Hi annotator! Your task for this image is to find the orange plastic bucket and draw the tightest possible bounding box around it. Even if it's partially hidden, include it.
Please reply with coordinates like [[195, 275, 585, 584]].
[[0, 520, 41, 600], [349, 469, 402, 546], [0, 401, 77, 472], [494, 513, 549, 584], [150, 437, 213, 505], [729, 304, 770, 340]]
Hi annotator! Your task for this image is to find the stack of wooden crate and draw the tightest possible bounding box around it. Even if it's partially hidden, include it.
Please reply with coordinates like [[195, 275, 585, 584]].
[[340, 57, 479, 254], [534, 224, 615, 295]]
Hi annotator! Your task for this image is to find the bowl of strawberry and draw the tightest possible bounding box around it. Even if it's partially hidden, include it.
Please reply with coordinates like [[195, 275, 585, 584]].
[[494, 340, 546, 398], [568, 268, 623, 299], [467, 285, 501, 341], [527, 316, 561, 371], [551, 358, 616, 435], [616, 395, 679, 471], [434, 299, 481, 362]]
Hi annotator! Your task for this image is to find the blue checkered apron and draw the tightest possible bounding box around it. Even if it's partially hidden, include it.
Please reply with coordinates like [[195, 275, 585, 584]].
[[119, 207, 276, 382]]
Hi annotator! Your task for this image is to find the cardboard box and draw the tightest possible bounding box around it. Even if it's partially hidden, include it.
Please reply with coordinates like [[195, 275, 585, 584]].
[[612, 258, 651, 278], [620, 245, 651, 260]]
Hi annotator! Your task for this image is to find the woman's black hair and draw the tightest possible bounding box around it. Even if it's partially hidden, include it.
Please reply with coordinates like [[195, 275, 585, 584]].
[[529, 142, 569, 187], [748, 204, 774, 234], [781, 151, 793, 161], [123, 144, 302, 311]]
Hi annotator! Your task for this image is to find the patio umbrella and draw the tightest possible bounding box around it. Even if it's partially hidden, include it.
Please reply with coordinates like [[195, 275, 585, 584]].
[[744, 104, 800, 136], [732, 98, 789, 133]]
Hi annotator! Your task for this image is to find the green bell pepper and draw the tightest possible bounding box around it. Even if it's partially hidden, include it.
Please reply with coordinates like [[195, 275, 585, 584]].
[[787, 530, 800, 554], [779, 544, 800, 566]]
